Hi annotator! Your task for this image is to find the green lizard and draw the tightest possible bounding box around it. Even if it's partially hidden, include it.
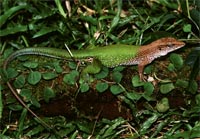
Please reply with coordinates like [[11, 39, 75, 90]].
[[3, 37, 185, 128]]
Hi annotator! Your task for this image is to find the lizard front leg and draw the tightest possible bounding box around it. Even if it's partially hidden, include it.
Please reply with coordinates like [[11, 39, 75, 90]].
[[82, 58, 102, 74], [80, 58, 102, 83], [138, 64, 145, 81]]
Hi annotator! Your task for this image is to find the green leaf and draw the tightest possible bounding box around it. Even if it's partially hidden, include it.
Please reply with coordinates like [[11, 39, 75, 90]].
[[113, 66, 125, 72], [18, 107, 28, 137], [195, 94, 200, 106], [76, 121, 92, 133], [26, 125, 45, 137], [0, 25, 28, 37], [80, 15, 98, 26], [55, 0, 66, 18], [101, 118, 126, 138], [185, 48, 200, 85], [96, 82, 108, 93], [27, 71, 42, 85], [80, 83, 89, 93], [20, 89, 32, 101], [57, 123, 76, 137], [167, 63, 175, 71], [183, 24, 192, 32], [63, 70, 79, 85], [30, 96, 41, 108], [157, 14, 176, 30], [157, 0, 178, 9], [112, 71, 122, 83], [42, 72, 58, 80], [144, 82, 154, 95], [190, 9, 200, 29], [175, 79, 188, 88], [0, 4, 28, 28], [143, 82, 154, 101], [156, 97, 170, 113], [140, 113, 159, 134], [8, 104, 23, 111], [0, 90, 2, 119], [53, 61, 63, 73], [110, 85, 124, 95], [160, 83, 175, 94], [108, 0, 122, 32], [144, 65, 153, 75], [188, 80, 198, 94], [3, 47, 14, 59], [32, 27, 57, 38], [169, 125, 200, 138], [169, 54, 183, 70], [132, 75, 144, 87], [23, 61, 38, 69], [94, 67, 109, 79], [7, 68, 18, 79], [14, 75, 25, 88], [126, 91, 142, 101], [68, 62, 77, 70], [43, 87, 56, 103]]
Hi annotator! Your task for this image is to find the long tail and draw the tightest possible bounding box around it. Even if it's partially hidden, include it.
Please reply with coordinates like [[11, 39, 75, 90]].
[[3, 48, 65, 130]]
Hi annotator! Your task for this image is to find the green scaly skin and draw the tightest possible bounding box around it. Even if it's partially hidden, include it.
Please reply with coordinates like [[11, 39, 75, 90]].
[[4, 45, 140, 68]]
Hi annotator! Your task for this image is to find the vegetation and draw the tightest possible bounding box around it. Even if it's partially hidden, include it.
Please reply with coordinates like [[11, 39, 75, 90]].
[[0, 0, 200, 138]]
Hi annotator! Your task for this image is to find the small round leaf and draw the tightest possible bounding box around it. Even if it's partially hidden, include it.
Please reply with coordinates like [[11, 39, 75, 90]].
[[14, 75, 25, 88], [160, 83, 175, 94], [30, 96, 41, 108], [63, 70, 79, 85], [80, 83, 89, 93], [27, 71, 42, 85], [113, 66, 125, 72], [110, 85, 124, 95], [156, 97, 170, 113], [20, 89, 32, 101], [188, 80, 198, 94], [94, 67, 109, 79], [132, 75, 144, 87], [175, 79, 188, 88], [183, 24, 192, 32], [167, 63, 175, 71], [53, 61, 63, 73], [112, 71, 122, 83], [144, 82, 154, 96], [96, 82, 108, 93], [43, 87, 56, 103], [68, 62, 77, 69], [42, 72, 58, 80], [169, 54, 183, 70], [126, 92, 142, 101], [7, 68, 18, 79], [23, 61, 38, 68]]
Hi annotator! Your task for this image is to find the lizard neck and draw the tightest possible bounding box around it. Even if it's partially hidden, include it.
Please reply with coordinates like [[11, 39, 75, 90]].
[[124, 43, 159, 66], [134, 44, 161, 63]]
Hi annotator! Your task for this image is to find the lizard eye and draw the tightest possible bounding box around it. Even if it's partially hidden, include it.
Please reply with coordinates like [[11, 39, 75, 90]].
[[158, 46, 163, 50], [167, 43, 174, 48]]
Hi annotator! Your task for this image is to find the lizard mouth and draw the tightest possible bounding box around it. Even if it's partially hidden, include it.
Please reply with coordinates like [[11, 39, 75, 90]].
[[175, 41, 185, 49]]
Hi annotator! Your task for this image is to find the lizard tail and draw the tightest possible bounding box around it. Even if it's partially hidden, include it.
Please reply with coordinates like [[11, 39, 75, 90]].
[[3, 47, 65, 131]]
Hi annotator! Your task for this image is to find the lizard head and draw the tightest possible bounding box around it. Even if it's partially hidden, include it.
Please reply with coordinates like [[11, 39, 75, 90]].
[[153, 37, 185, 56]]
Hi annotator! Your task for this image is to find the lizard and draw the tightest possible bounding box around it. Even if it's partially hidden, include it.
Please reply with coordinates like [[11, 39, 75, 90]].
[[3, 37, 185, 128]]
